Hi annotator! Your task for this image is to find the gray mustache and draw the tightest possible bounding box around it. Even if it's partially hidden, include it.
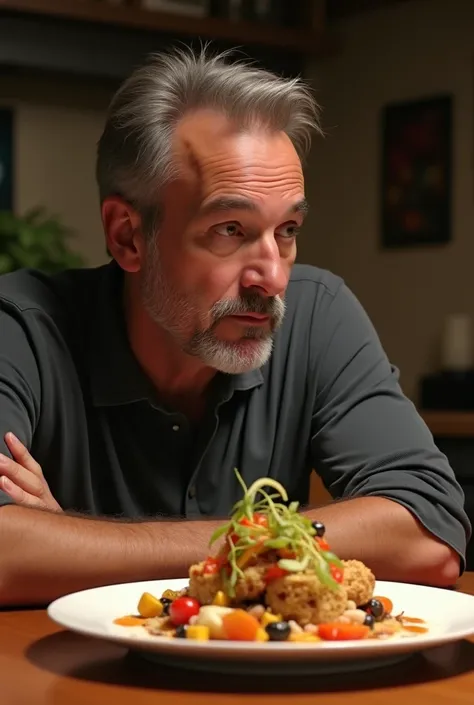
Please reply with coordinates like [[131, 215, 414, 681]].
[[210, 293, 285, 324]]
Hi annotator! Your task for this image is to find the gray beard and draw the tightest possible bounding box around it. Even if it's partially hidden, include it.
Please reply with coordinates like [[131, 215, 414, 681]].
[[141, 245, 285, 374]]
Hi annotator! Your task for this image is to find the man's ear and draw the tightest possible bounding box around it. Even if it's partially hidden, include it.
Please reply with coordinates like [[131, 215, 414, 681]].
[[101, 196, 145, 272]]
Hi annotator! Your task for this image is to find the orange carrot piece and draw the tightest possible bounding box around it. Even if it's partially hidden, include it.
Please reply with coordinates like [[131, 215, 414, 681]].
[[114, 616, 146, 627], [278, 548, 296, 559], [318, 623, 370, 641], [236, 539, 268, 569], [403, 625, 428, 634], [222, 609, 261, 641]]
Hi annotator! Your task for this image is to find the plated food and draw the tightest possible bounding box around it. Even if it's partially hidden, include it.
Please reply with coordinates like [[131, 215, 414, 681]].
[[114, 471, 427, 644]]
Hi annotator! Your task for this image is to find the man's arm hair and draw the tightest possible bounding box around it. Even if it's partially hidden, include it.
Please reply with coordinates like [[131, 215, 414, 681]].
[[0, 505, 220, 606]]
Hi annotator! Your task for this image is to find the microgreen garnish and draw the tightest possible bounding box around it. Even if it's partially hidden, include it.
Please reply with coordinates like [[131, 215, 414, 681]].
[[209, 469, 340, 597]]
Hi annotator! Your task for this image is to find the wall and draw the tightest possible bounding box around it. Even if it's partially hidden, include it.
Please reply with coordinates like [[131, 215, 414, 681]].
[[0, 74, 110, 267], [3, 0, 473, 404], [303, 0, 474, 402]]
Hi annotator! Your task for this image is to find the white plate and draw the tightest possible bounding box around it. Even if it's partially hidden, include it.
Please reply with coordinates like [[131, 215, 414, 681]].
[[47, 578, 474, 676]]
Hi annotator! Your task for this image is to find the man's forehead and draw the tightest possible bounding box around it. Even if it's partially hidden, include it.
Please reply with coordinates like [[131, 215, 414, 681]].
[[174, 110, 302, 171], [175, 110, 238, 160]]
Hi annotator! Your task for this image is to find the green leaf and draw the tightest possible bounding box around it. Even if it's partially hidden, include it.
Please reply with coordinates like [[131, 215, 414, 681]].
[[0, 207, 85, 274], [233, 468, 248, 496], [0, 253, 13, 274], [208, 523, 229, 546], [315, 562, 339, 590], [288, 501, 299, 513], [321, 551, 344, 568], [263, 537, 291, 549], [278, 556, 310, 572], [246, 476, 288, 504]]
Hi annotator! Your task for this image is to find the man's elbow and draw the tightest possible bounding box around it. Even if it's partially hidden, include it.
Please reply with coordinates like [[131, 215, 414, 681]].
[[433, 545, 461, 587], [414, 542, 461, 588]]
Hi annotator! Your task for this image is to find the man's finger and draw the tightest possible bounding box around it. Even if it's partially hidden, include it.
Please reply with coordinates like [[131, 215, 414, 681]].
[[0, 453, 44, 497], [0, 475, 43, 509], [4, 433, 43, 477]]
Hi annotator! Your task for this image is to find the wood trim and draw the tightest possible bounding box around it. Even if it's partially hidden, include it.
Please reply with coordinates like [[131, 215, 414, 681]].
[[0, 0, 332, 54], [310, 473, 332, 506], [420, 411, 474, 439]]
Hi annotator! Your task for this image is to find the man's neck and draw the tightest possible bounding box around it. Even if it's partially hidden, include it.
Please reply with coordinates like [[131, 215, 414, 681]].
[[124, 285, 216, 419]]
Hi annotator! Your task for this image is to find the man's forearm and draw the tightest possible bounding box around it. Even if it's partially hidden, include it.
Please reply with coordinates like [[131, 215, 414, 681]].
[[0, 497, 461, 607], [306, 496, 461, 587], [0, 505, 219, 606]]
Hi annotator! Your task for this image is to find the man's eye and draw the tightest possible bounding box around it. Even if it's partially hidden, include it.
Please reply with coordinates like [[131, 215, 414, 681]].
[[276, 224, 299, 239], [214, 223, 242, 237]]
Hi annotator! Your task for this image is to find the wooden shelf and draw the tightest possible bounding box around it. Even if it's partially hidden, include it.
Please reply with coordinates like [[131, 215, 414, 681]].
[[420, 411, 474, 439], [0, 0, 331, 55]]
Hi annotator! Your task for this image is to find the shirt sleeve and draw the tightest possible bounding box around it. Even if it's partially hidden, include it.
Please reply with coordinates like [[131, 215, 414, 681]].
[[310, 281, 472, 565], [0, 309, 41, 508]]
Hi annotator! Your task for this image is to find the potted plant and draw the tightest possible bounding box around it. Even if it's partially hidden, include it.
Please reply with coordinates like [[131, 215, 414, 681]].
[[0, 207, 85, 275]]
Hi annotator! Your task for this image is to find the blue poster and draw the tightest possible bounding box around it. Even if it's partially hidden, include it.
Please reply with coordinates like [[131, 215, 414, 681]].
[[0, 109, 13, 211]]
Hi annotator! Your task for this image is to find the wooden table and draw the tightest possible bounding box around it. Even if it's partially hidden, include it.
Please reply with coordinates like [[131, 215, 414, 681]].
[[2, 575, 474, 705]]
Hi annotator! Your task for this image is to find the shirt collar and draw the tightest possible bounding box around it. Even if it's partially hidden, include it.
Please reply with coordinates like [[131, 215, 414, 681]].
[[87, 261, 263, 408]]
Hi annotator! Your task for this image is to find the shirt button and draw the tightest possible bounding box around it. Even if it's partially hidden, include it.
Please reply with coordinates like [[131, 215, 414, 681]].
[[172, 424, 180, 431], [188, 486, 197, 499]]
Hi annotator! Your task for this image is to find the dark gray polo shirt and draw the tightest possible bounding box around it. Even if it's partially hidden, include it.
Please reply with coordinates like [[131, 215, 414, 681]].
[[0, 260, 470, 563]]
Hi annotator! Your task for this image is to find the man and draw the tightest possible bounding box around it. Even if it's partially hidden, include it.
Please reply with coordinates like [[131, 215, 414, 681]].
[[0, 47, 469, 607]]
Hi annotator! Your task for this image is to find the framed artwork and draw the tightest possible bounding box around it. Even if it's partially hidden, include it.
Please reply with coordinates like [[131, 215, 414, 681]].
[[380, 94, 452, 249], [0, 108, 13, 211]]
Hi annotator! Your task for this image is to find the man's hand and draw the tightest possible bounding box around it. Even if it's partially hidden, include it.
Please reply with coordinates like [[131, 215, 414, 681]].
[[0, 433, 62, 512]]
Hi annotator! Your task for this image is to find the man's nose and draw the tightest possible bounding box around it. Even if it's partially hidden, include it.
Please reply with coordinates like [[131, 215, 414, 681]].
[[240, 236, 290, 298]]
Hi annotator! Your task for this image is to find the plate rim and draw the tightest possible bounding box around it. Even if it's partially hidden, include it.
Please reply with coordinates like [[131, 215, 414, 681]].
[[46, 578, 474, 659]]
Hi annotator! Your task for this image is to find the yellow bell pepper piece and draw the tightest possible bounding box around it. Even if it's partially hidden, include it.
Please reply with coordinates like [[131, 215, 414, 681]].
[[161, 589, 181, 600], [261, 612, 282, 627], [255, 627, 269, 641], [289, 632, 321, 642], [212, 590, 230, 607], [137, 592, 164, 618], [186, 625, 210, 641]]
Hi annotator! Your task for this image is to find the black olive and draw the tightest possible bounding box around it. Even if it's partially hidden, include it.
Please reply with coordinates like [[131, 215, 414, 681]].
[[364, 613, 375, 629], [311, 521, 325, 537], [160, 597, 172, 615], [265, 621, 291, 641], [174, 624, 187, 638], [365, 598, 384, 621]]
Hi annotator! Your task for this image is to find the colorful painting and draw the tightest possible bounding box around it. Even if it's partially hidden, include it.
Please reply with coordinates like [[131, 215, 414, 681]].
[[0, 109, 13, 211], [380, 95, 452, 249]]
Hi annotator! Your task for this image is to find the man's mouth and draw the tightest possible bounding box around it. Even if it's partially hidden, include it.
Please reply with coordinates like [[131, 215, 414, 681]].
[[229, 313, 270, 324]]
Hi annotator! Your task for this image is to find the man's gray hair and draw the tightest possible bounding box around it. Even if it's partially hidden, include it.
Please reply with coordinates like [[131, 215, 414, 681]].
[[96, 45, 322, 228]]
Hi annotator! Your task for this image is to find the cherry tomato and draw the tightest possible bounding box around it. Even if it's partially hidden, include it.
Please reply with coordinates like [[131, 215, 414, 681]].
[[316, 537, 330, 551], [264, 565, 288, 583], [318, 623, 370, 641], [169, 597, 201, 626], [203, 553, 228, 574], [330, 564, 344, 583], [203, 558, 220, 575]]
